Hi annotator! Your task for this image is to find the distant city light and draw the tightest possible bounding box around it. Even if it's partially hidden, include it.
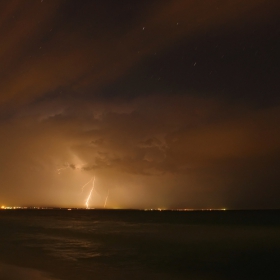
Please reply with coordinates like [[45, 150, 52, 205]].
[[0, 205, 228, 211]]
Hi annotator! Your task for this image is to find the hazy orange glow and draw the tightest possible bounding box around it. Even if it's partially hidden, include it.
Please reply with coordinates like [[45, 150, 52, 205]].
[[0, 0, 279, 209]]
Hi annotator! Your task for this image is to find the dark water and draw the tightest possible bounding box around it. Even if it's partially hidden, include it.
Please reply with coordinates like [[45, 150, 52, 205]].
[[0, 210, 280, 280]]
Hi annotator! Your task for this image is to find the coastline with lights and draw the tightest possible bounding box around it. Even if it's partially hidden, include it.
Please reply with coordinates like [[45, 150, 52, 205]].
[[3, 205, 275, 211], [0, 205, 228, 211]]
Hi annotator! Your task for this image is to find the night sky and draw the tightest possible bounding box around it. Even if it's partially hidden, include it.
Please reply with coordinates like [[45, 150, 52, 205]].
[[0, 0, 279, 209]]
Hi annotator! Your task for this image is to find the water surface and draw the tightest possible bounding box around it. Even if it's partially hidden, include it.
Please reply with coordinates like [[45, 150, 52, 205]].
[[0, 210, 279, 279]]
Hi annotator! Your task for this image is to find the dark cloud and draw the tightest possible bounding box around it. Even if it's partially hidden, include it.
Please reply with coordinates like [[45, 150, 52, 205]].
[[0, 0, 279, 208]]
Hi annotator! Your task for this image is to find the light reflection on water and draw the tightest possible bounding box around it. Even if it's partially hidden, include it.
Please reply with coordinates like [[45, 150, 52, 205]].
[[18, 219, 146, 262], [22, 234, 102, 261]]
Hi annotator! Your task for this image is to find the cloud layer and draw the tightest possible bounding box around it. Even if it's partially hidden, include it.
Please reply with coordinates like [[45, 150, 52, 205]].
[[0, 0, 279, 208]]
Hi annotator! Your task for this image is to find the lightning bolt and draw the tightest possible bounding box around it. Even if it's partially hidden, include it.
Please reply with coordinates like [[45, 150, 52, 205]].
[[85, 187, 94, 209], [104, 189, 110, 208], [57, 162, 69, 174], [85, 177, 95, 209], [81, 177, 93, 192]]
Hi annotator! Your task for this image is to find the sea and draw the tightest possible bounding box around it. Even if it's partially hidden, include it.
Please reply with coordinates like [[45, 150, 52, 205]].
[[0, 209, 279, 280]]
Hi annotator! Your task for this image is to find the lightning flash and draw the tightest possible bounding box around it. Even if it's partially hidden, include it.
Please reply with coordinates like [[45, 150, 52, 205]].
[[85, 177, 95, 209], [57, 162, 70, 174], [85, 187, 94, 209], [81, 177, 94, 192], [104, 189, 110, 208]]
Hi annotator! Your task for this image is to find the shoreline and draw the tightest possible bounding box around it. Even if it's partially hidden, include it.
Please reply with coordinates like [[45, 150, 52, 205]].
[[0, 262, 59, 280]]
